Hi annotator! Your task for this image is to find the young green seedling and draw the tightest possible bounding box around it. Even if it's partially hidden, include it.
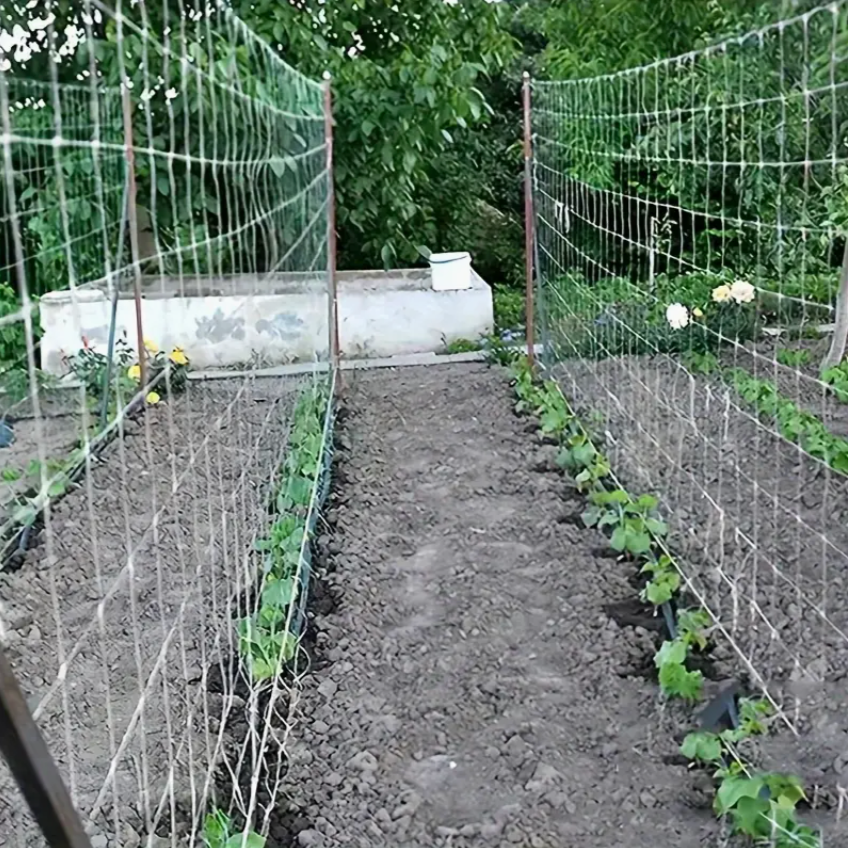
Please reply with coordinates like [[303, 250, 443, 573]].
[[677, 607, 712, 651], [556, 432, 597, 473], [237, 381, 329, 682], [639, 553, 681, 605], [537, 381, 572, 437], [822, 360, 848, 403], [203, 809, 265, 848], [574, 453, 611, 493], [776, 348, 811, 369], [654, 638, 703, 701], [583, 490, 667, 557]]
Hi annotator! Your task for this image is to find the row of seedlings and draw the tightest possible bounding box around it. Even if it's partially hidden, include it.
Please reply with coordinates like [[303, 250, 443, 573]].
[[203, 378, 334, 848], [686, 351, 848, 475], [510, 357, 820, 848]]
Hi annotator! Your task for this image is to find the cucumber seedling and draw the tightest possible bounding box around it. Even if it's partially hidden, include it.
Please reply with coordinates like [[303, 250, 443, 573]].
[[639, 553, 681, 605], [654, 637, 704, 701], [203, 809, 265, 848], [582, 490, 667, 558]]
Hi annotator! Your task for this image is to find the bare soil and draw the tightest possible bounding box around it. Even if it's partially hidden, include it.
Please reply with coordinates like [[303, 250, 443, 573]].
[[556, 353, 848, 843], [0, 391, 87, 514], [282, 364, 717, 848], [0, 377, 303, 848]]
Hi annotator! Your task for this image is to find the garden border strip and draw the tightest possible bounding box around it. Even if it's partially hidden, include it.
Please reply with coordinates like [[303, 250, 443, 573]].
[[510, 356, 822, 847], [0, 364, 186, 571]]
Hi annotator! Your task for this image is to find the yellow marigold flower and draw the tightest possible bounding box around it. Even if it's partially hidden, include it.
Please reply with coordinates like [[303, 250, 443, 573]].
[[127, 364, 141, 381], [692, 307, 704, 318], [146, 390, 161, 405], [712, 284, 731, 303], [143, 338, 159, 354], [169, 347, 188, 366]]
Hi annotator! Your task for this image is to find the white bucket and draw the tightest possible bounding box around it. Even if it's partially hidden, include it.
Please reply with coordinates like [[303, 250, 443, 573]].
[[429, 251, 472, 292]]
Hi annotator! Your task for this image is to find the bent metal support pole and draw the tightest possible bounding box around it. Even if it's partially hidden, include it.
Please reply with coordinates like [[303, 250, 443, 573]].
[[522, 72, 536, 370], [324, 73, 341, 392], [0, 645, 92, 848]]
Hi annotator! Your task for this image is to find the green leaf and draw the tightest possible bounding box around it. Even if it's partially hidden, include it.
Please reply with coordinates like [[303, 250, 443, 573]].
[[380, 242, 395, 269], [715, 774, 765, 815], [625, 531, 652, 555], [680, 731, 721, 762], [610, 525, 627, 551], [655, 639, 687, 668], [261, 576, 296, 611]]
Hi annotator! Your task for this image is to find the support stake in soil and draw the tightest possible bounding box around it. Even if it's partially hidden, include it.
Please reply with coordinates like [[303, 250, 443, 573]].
[[697, 680, 741, 732], [523, 71, 536, 371], [0, 644, 92, 848]]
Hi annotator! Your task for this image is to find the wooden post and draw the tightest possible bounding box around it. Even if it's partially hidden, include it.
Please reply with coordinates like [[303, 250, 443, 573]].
[[523, 72, 536, 370], [323, 73, 341, 390], [0, 645, 92, 848], [121, 85, 147, 388]]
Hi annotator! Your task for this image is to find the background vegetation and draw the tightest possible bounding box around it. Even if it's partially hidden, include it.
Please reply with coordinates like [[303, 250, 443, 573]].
[[0, 0, 835, 340]]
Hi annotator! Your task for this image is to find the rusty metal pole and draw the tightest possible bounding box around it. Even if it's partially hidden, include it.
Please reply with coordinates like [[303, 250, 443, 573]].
[[121, 85, 148, 389], [522, 71, 536, 371], [0, 645, 92, 848], [323, 73, 341, 391]]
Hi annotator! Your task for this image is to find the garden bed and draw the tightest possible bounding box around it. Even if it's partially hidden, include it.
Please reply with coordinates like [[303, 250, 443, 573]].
[[275, 364, 718, 848], [0, 390, 89, 519], [553, 352, 848, 841], [0, 376, 311, 847]]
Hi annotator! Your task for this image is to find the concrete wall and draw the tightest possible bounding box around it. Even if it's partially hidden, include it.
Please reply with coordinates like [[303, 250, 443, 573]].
[[39, 269, 494, 373]]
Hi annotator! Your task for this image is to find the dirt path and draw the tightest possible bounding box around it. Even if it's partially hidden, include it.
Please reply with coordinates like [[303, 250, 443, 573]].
[[286, 364, 715, 848]]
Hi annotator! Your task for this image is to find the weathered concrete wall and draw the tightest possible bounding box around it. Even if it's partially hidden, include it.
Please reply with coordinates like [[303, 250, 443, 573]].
[[39, 269, 494, 372]]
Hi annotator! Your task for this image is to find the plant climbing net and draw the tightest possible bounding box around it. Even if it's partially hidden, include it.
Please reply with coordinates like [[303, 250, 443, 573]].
[[0, 2, 333, 847], [532, 1, 848, 732]]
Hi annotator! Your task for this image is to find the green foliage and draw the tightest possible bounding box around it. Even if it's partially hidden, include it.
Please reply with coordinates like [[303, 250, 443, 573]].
[[203, 809, 265, 848], [683, 351, 721, 376], [677, 608, 712, 650], [821, 360, 848, 403], [639, 554, 681, 605], [556, 431, 595, 470], [776, 348, 812, 369], [716, 773, 816, 846], [653, 638, 703, 701], [549, 271, 761, 361], [493, 286, 525, 333], [0, 284, 34, 363], [582, 490, 667, 558], [441, 336, 480, 355], [238, 381, 329, 682], [65, 339, 135, 404], [239, 0, 518, 270], [727, 368, 848, 473], [482, 334, 522, 367], [680, 694, 818, 847]]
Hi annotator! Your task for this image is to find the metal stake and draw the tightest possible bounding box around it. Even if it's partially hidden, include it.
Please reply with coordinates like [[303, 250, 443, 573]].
[[523, 72, 536, 370]]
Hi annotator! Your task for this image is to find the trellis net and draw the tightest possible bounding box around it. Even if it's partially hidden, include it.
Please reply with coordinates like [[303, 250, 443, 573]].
[[533, 2, 848, 726], [0, 1, 330, 846]]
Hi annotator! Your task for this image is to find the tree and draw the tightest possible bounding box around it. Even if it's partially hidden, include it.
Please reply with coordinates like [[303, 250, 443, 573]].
[[237, 0, 518, 269]]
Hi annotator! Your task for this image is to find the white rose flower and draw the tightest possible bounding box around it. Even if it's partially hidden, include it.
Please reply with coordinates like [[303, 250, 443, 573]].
[[729, 279, 755, 304], [666, 302, 690, 330]]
